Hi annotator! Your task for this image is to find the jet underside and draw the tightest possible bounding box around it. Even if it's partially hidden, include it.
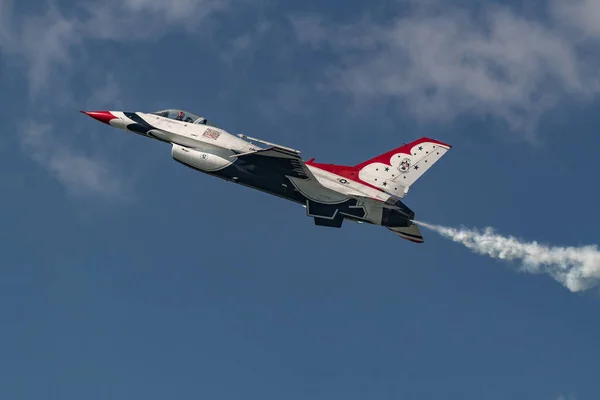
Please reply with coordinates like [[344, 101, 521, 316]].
[[175, 148, 397, 228], [176, 154, 308, 205]]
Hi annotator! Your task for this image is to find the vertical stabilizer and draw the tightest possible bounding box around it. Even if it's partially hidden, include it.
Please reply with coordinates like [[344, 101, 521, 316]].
[[354, 138, 451, 197]]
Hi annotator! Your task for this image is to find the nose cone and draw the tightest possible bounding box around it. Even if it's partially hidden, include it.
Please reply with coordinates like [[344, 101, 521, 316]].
[[81, 110, 117, 125]]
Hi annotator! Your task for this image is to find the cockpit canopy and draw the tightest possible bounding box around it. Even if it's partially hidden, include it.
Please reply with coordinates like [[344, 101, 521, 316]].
[[151, 109, 214, 126]]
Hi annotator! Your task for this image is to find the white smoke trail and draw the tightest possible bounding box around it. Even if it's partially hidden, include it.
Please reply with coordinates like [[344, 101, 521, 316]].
[[415, 221, 600, 292]]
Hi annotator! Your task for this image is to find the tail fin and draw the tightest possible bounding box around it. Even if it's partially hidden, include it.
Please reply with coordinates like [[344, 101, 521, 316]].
[[354, 137, 451, 197], [387, 224, 425, 243]]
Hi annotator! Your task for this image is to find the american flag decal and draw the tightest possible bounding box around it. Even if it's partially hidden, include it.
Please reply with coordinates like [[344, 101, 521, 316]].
[[202, 128, 221, 140]]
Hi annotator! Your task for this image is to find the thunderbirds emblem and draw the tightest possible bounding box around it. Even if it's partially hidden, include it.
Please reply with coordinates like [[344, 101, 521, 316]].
[[398, 158, 411, 173]]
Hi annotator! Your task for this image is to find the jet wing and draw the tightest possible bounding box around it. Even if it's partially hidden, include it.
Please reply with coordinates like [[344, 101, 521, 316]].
[[235, 146, 312, 178], [235, 146, 350, 204]]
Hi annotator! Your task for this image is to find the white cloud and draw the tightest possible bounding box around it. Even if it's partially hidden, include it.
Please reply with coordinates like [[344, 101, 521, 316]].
[[0, 0, 237, 199], [0, 2, 79, 97], [289, 1, 600, 136], [221, 20, 271, 65], [20, 122, 129, 200], [121, 0, 228, 23], [552, 0, 600, 39], [0, 0, 232, 97], [83, 73, 123, 110], [80, 0, 231, 41], [556, 394, 576, 400]]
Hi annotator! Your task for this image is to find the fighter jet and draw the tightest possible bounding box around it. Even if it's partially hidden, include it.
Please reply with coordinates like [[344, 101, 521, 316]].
[[82, 109, 451, 243]]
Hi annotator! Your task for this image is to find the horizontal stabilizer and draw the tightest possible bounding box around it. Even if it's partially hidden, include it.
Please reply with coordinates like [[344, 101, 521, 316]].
[[387, 224, 425, 243]]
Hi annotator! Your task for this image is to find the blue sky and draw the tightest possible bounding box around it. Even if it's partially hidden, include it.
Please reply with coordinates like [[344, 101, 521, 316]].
[[1, 0, 599, 399]]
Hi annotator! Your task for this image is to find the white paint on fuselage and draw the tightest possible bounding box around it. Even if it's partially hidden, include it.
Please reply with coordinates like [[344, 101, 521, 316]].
[[125, 112, 261, 153]]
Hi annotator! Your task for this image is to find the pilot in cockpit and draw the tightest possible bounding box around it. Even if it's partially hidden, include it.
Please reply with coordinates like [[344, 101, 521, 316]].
[[176, 111, 194, 123]]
